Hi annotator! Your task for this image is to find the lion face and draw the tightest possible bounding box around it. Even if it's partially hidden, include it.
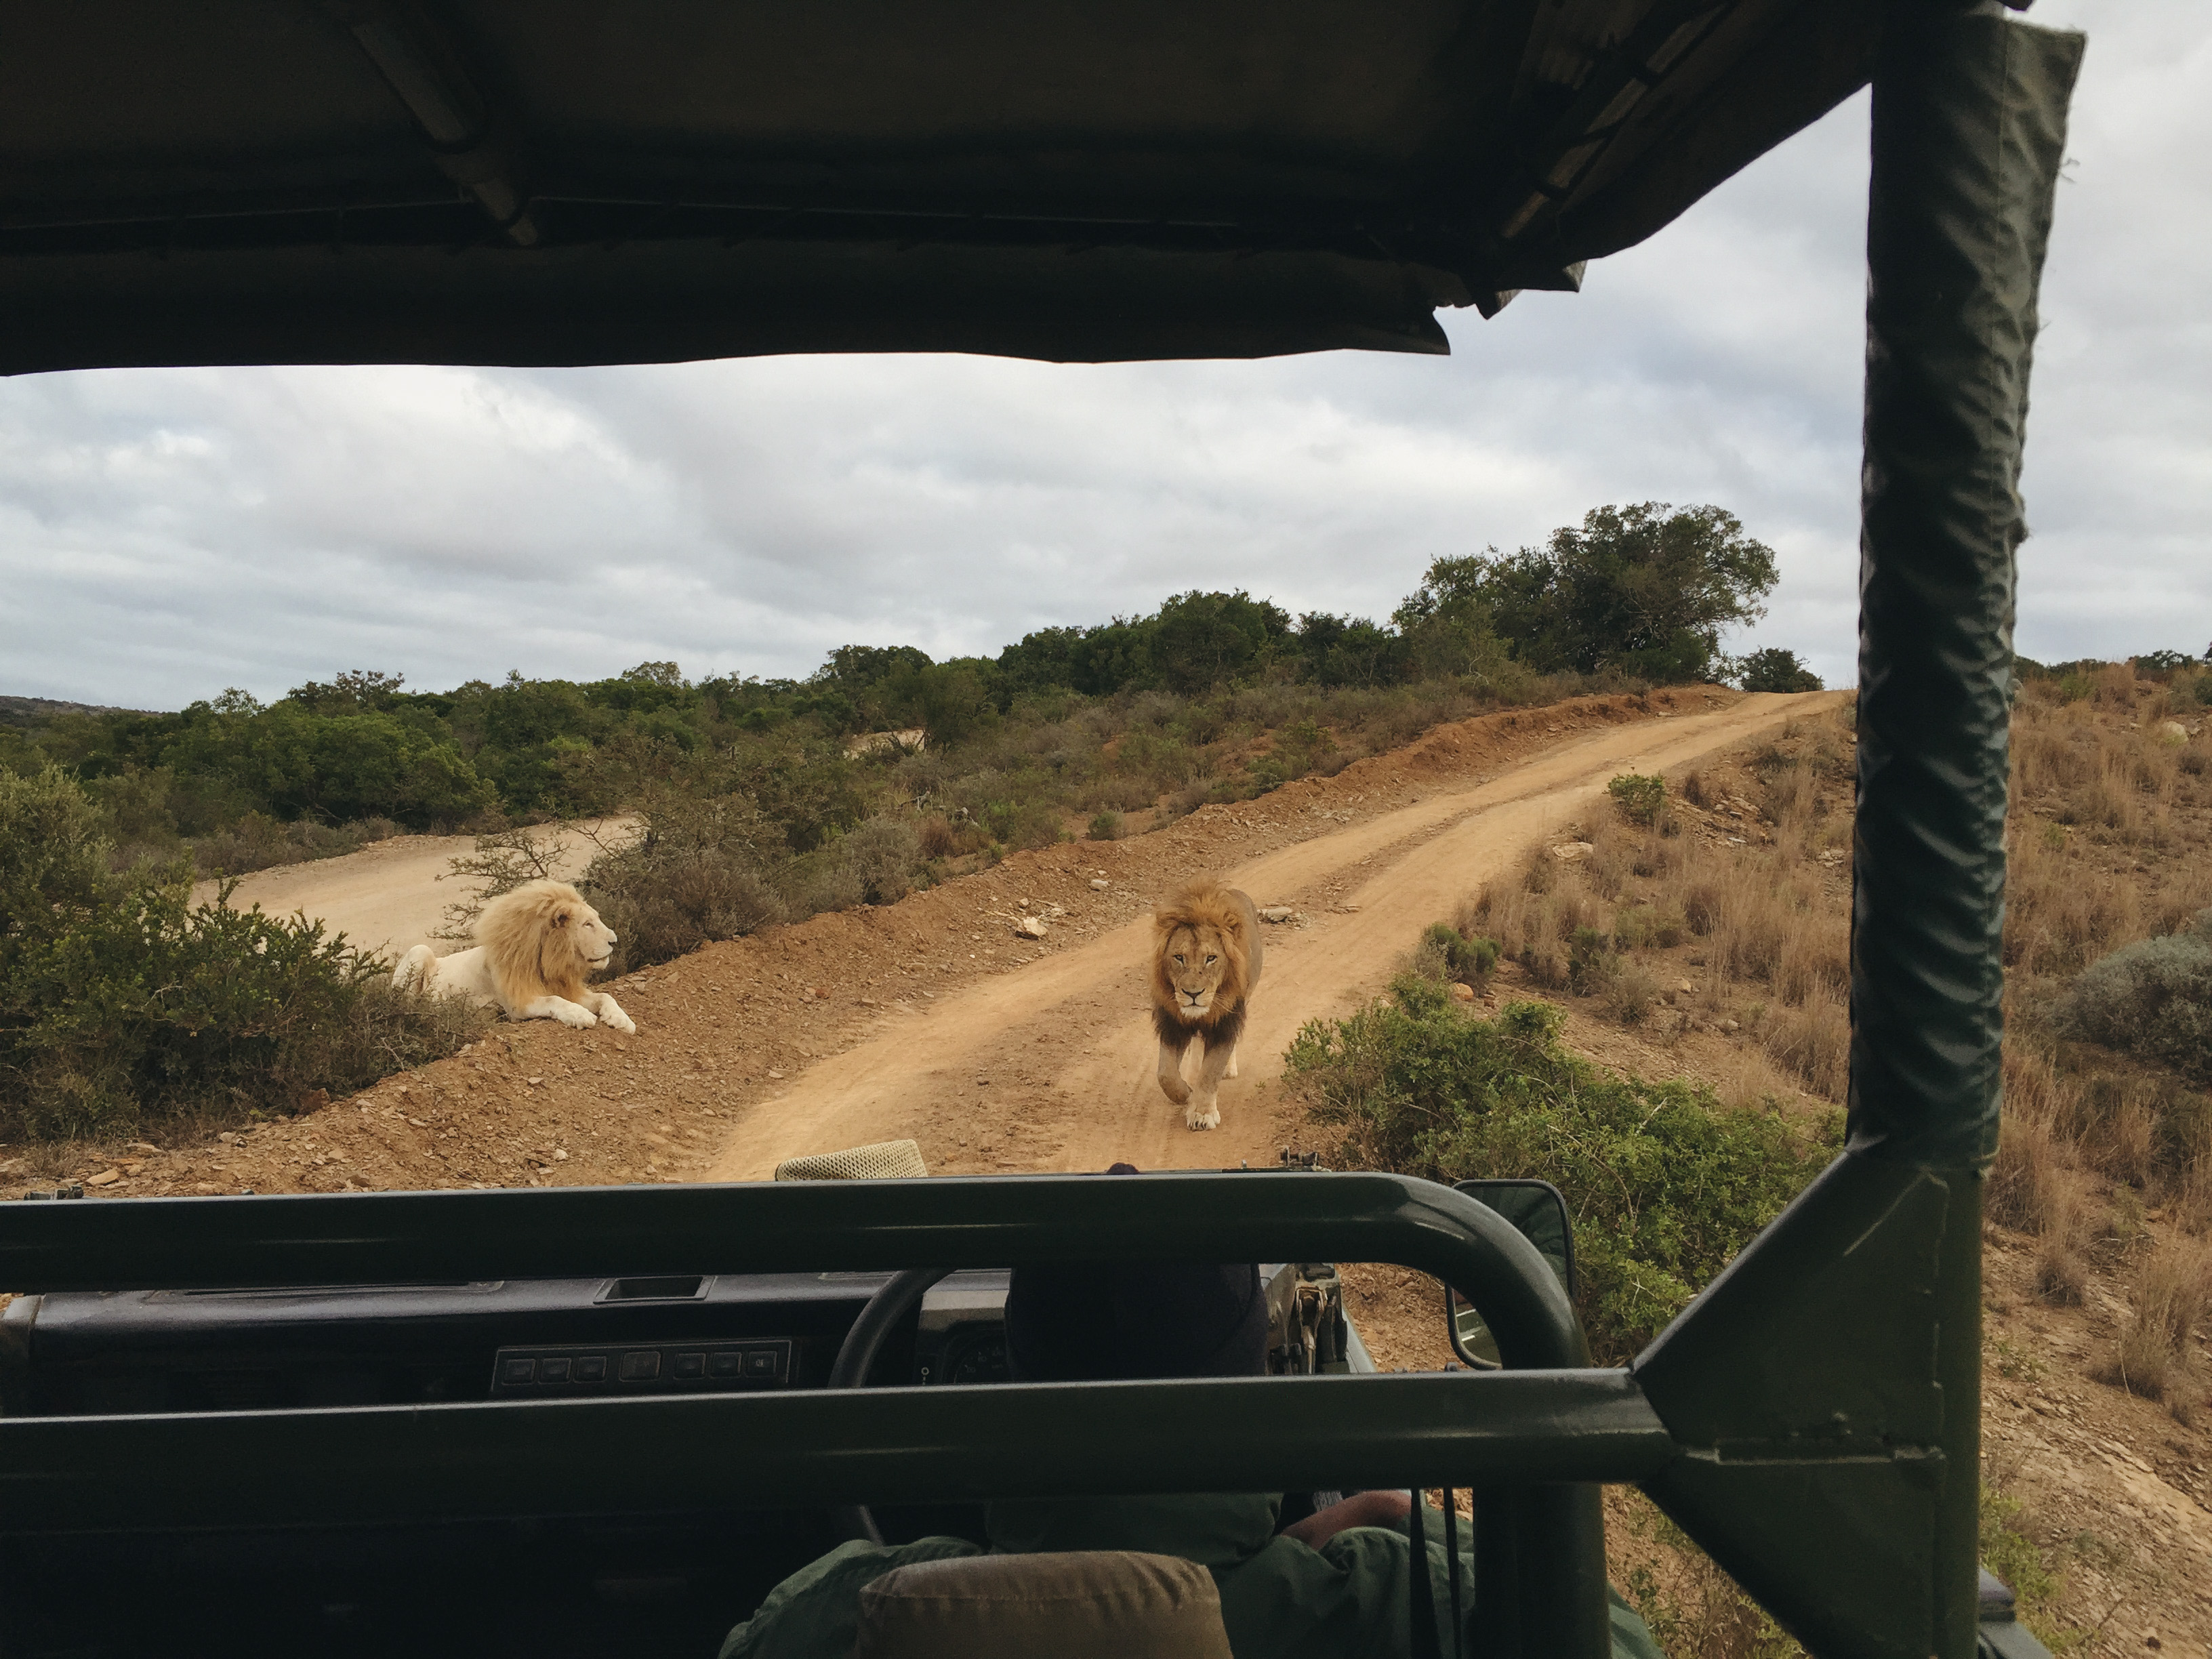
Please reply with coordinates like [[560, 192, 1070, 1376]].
[[1159, 918, 1234, 1023], [554, 901, 617, 970]]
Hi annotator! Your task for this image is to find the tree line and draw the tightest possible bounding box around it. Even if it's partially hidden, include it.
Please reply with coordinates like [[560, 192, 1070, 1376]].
[[2, 502, 1816, 841]]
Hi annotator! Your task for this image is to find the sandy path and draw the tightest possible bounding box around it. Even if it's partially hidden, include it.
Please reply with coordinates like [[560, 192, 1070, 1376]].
[[190, 821, 632, 961], [705, 691, 1843, 1181]]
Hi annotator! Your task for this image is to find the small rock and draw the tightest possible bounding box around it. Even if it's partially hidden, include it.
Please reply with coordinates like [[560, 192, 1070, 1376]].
[[1013, 915, 1048, 939], [1677, 981, 1695, 995], [1257, 905, 1296, 923], [409, 1117, 429, 1128], [1549, 842, 1596, 862], [527, 1076, 544, 1086], [84, 1168, 121, 1187], [1090, 878, 1111, 890], [1719, 1018, 1740, 1033], [125, 1141, 161, 1155], [975, 1077, 991, 1088], [1450, 982, 1476, 1003], [2153, 720, 2188, 746], [216, 1131, 240, 1145], [553, 1149, 569, 1162], [766, 1069, 785, 1080]]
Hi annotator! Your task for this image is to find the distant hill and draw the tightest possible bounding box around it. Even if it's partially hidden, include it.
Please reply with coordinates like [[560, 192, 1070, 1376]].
[[0, 694, 163, 731]]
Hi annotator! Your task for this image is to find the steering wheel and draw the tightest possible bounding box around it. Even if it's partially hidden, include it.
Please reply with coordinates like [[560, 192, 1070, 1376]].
[[828, 1265, 956, 1544]]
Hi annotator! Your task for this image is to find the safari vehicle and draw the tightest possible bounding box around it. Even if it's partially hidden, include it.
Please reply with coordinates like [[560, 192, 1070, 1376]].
[[0, 3, 2080, 1656]]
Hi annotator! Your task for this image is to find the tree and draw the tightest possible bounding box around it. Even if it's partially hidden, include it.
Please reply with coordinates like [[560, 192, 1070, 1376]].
[[1391, 554, 1510, 679], [1294, 612, 1407, 687], [1467, 503, 1779, 681], [1147, 590, 1292, 694], [288, 670, 408, 714], [1736, 647, 1824, 693]]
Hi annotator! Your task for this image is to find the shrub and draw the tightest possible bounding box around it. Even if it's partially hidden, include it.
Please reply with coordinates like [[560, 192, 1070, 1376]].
[[1607, 773, 1666, 826], [2100, 1235, 2212, 1409], [1605, 962, 1661, 1025], [2055, 910, 2212, 1082], [1736, 647, 1823, 694], [1, 769, 484, 1137], [1284, 987, 1836, 1358], [916, 813, 962, 859], [1088, 810, 1124, 842], [1417, 922, 1499, 987], [1567, 925, 1614, 995], [436, 823, 578, 941], [579, 792, 786, 971]]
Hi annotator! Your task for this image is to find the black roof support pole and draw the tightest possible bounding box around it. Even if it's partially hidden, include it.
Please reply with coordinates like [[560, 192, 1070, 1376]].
[[1852, 8, 2078, 1656], [1628, 9, 2080, 1658]]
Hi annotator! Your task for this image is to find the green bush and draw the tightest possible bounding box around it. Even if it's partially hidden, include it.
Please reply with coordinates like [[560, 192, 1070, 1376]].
[[1087, 810, 1123, 842], [1283, 985, 1837, 1359], [1607, 772, 1666, 826], [1736, 647, 1824, 694], [579, 792, 787, 973], [1, 766, 484, 1138], [1418, 922, 1499, 987], [2055, 910, 2212, 1083], [1567, 925, 1615, 995]]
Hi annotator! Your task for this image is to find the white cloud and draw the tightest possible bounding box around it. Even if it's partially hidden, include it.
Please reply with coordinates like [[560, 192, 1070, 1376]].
[[2, 1, 2204, 708]]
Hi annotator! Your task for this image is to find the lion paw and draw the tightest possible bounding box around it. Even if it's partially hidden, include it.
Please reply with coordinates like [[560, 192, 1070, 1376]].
[[598, 1003, 637, 1035], [1185, 1100, 1221, 1131], [554, 1005, 598, 1029]]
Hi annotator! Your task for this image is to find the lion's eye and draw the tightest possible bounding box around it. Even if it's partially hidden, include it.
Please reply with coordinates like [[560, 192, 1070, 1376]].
[[1173, 954, 1185, 964], [1206, 955, 1217, 965]]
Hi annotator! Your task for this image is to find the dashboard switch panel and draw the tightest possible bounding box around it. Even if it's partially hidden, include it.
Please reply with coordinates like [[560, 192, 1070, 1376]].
[[491, 1339, 790, 1396]]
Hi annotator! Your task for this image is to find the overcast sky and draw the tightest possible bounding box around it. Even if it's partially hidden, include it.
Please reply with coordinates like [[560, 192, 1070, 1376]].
[[3, 0, 2203, 713]]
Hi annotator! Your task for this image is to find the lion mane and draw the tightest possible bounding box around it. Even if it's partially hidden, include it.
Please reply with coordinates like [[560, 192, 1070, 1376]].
[[478, 879, 603, 1006], [1151, 878, 1257, 1048]]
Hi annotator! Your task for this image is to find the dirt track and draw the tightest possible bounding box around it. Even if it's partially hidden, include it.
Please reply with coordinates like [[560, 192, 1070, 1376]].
[[88, 688, 1838, 1202], [188, 820, 628, 960], [703, 688, 1841, 1179]]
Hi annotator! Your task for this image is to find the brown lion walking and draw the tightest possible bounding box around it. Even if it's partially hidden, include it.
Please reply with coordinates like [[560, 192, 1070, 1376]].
[[1151, 878, 1263, 1130]]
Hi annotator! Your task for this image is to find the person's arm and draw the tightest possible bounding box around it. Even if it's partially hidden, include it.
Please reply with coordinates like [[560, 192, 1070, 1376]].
[[1279, 1490, 1413, 1551]]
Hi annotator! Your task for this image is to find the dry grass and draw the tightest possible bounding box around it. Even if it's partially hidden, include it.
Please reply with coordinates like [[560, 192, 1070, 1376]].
[[1469, 708, 1856, 1107], [2099, 1235, 2212, 1414], [2005, 682, 2212, 976]]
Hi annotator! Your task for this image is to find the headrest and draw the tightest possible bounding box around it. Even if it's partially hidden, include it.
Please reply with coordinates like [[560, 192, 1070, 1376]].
[[771, 1139, 928, 1181], [853, 1551, 1233, 1659]]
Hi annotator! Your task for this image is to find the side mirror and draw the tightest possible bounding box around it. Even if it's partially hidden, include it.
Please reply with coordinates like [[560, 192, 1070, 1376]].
[[1444, 1179, 1576, 1370]]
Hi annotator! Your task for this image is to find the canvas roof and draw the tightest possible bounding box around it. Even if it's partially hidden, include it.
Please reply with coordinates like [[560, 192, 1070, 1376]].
[[0, 0, 1880, 371]]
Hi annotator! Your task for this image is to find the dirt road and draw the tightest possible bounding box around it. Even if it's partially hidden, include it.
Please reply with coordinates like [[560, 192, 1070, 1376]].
[[99, 688, 1837, 1204], [190, 820, 630, 960], [705, 688, 1844, 1181]]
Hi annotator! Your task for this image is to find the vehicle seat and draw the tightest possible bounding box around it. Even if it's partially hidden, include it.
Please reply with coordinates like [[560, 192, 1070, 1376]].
[[852, 1550, 1233, 1659]]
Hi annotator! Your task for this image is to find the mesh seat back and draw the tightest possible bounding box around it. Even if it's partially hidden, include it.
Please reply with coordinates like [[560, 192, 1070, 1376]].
[[853, 1551, 1233, 1659], [771, 1139, 928, 1181]]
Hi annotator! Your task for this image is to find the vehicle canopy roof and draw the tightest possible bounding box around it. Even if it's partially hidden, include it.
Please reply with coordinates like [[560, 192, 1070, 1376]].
[[2, 0, 1878, 371]]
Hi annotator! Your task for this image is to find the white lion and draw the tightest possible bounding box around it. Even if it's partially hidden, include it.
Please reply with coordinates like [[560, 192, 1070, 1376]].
[[392, 879, 636, 1033]]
